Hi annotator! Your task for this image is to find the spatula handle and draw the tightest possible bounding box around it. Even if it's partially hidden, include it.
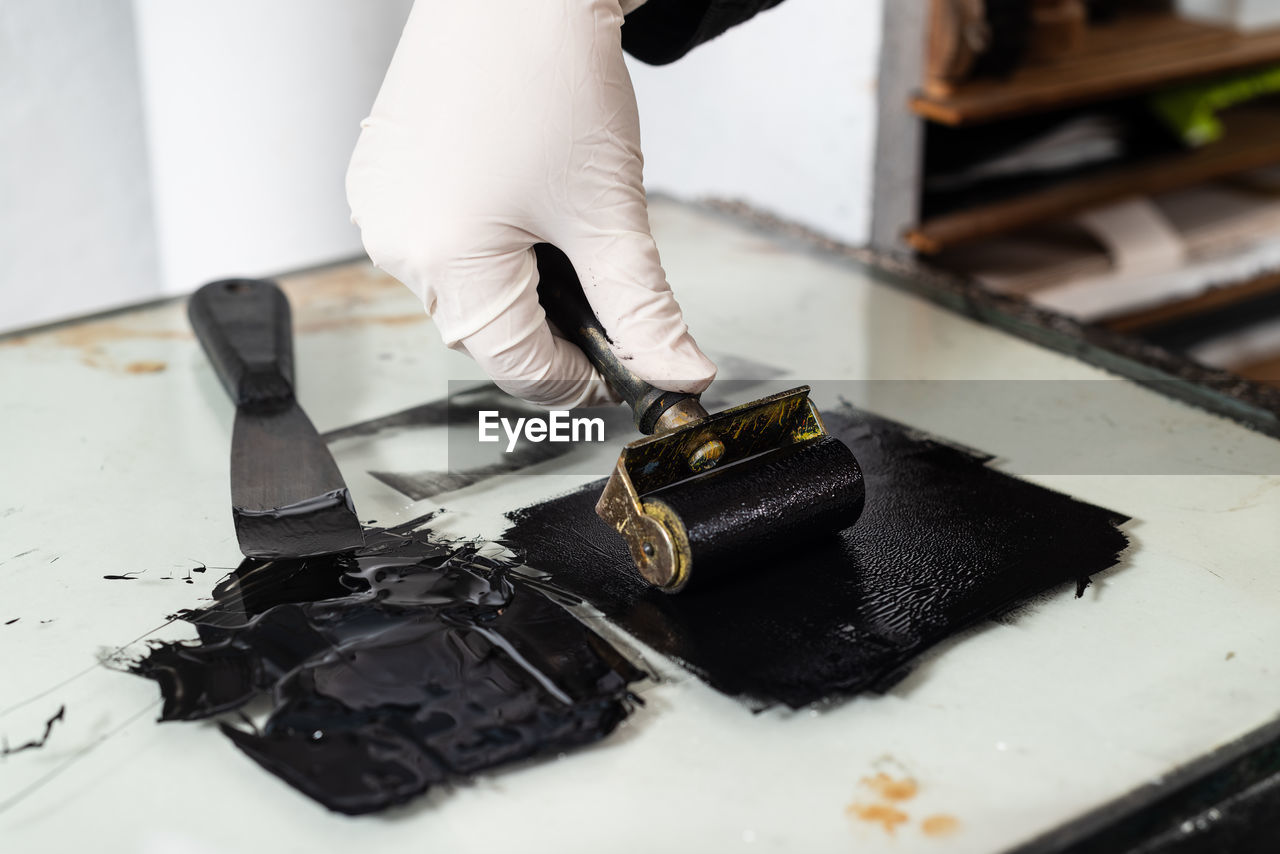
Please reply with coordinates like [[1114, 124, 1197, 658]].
[[534, 243, 704, 434], [188, 278, 295, 408]]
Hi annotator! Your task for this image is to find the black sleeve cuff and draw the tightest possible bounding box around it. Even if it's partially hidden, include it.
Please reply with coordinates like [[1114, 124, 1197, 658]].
[[622, 0, 786, 66]]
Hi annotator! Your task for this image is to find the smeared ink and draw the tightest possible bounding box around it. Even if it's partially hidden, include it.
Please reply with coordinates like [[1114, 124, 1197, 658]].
[[4, 618, 17, 626], [160, 566, 198, 583], [2, 705, 65, 757], [129, 515, 642, 815], [370, 443, 569, 501], [325, 361, 789, 502], [504, 406, 1130, 709], [103, 572, 142, 581]]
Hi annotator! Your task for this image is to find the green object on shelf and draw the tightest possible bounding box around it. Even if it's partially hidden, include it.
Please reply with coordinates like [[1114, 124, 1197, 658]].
[[1151, 64, 1280, 147]]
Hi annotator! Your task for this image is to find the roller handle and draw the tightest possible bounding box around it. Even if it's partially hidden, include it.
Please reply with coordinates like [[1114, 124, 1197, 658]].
[[534, 243, 700, 434], [188, 278, 295, 409]]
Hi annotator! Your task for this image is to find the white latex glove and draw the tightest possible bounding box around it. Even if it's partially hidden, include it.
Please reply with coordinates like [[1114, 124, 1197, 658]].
[[346, 0, 716, 409]]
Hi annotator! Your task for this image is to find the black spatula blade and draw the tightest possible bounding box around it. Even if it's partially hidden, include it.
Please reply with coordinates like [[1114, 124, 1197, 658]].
[[190, 278, 364, 558], [230, 404, 364, 558]]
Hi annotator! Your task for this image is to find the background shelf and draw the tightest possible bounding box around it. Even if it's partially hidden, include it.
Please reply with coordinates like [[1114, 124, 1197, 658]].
[[912, 12, 1280, 126], [907, 108, 1280, 253]]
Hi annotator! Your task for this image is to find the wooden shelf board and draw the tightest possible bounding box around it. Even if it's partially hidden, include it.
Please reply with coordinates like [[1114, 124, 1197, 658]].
[[912, 13, 1280, 126], [907, 108, 1280, 254], [1236, 354, 1280, 385], [1104, 269, 1280, 335]]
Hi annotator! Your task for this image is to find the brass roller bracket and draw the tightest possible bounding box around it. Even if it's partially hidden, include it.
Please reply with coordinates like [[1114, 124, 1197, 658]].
[[594, 386, 828, 592]]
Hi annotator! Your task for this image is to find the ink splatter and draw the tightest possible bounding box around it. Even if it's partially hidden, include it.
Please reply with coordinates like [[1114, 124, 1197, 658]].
[[845, 761, 962, 838], [2, 706, 66, 757], [922, 814, 961, 837], [129, 515, 642, 815], [847, 802, 911, 835], [503, 406, 1131, 709], [862, 772, 919, 802], [124, 360, 167, 374]]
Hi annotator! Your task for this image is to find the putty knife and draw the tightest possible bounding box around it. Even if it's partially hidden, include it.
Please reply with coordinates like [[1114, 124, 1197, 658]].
[[189, 278, 364, 558]]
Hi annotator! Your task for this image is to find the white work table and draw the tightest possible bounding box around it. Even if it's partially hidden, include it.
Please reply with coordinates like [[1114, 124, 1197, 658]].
[[3, 200, 1279, 853]]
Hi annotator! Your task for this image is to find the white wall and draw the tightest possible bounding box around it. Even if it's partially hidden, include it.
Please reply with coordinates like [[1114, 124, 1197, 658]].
[[131, 0, 413, 295], [1, 0, 160, 331], [2, 0, 885, 331], [629, 0, 884, 245]]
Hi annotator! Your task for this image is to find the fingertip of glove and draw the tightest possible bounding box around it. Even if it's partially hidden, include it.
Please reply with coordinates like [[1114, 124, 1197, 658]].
[[622, 336, 718, 395]]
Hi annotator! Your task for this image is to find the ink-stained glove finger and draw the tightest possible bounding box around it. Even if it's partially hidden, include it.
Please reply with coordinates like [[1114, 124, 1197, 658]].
[[557, 228, 717, 397]]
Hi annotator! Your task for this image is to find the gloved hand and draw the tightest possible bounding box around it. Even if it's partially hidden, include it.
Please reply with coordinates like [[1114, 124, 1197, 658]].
[[347, 0, 717, 409]]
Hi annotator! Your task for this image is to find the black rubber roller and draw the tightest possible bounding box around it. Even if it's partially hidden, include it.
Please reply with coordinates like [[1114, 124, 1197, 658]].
[[641, 436, 865, 592]]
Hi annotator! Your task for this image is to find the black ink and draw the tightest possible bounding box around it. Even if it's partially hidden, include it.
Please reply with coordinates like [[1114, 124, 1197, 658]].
[[232, 483, 364, 560], [504, 406, 1130, 709], [325, 359, 789, 503], [4, 618, 16, 625], [1076, 576, 1093, 599], [320, 385, 514, 442], [370, 442, 571, 502], [103, 572, 143, 581], [130, 516, 642, 815], [2, 705, 65, 757]]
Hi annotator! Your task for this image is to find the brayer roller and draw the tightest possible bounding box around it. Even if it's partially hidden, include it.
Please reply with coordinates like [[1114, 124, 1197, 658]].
[[534, 244, 866, 593]]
